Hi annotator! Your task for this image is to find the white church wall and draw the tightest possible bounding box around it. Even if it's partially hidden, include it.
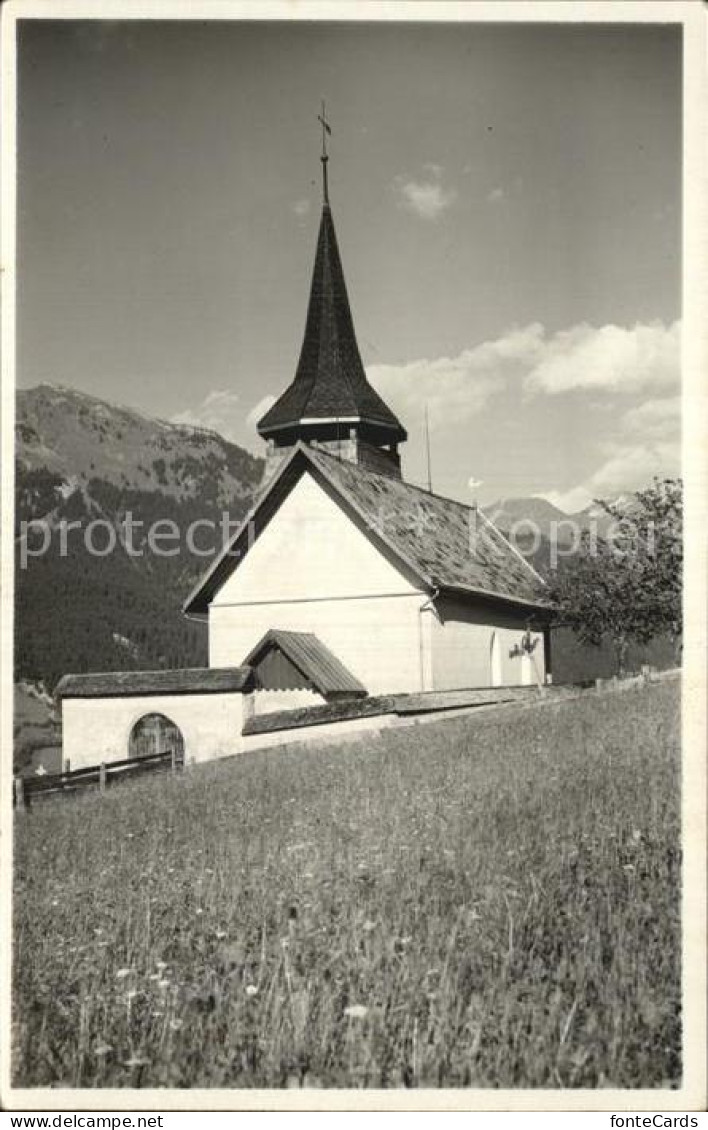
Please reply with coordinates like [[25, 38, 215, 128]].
[[62, 691, 246, 770], [430, 596, 546, 690], [209, 471, 427, 695], [216, 472, 418, 604], [250, 688, 325, 715], [210, 595, 425, 696]]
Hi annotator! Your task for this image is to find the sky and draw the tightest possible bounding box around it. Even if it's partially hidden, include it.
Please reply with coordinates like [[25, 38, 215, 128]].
[[17, 18, 681, 509]]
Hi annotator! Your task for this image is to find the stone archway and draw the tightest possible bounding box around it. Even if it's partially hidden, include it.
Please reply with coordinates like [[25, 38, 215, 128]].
[[128, 712, 185, 763]]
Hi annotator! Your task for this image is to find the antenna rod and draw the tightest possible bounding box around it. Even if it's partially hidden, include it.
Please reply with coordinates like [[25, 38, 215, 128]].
[[425, 404, 433, 493]]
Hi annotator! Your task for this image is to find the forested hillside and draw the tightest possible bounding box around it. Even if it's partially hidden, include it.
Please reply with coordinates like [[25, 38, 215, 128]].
[[15, 385, 263, 690]]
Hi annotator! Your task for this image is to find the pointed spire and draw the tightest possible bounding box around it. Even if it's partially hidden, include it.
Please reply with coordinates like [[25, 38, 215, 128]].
[[257, 115, 407, 453]]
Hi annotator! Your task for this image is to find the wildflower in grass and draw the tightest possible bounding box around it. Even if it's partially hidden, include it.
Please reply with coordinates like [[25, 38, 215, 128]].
[[362, 919, 376, 933], [93, 1043, 112, 1057], [156, 961, 168, 970], [393, 936, 412, 955], [245, 984, 259, 997], [158, 979, 171, 989], [344, 1005, 368, 1019], [126, 989, 138, 1001], [195, 908, 203, 916], [215, 930, 227, 940], [123, 1054, 150, 1068], [115, 968, 133, 980]]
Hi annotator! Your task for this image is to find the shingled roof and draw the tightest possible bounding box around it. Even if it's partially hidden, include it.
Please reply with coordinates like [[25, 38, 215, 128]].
[[244, 629, 367, 698], [184, 443, 551, 616], [56, 667, 254, 699], [257, 204, 406, 442]]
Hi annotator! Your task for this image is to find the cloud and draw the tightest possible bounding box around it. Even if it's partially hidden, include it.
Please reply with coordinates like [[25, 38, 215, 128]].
[[589, 440, 680, 496], [246, 394, 276, 434], [393, 166, 457, 221], [171, 389, 242, 443], [368, 321, 679, 436], [621, 395, 681, 439], [540, 486, 596, 514], [293, 198, 311, 218], [538, 389, 681, 513], [524, 320, 680, 395], [367, 324, 543, 429], [540, 434, 680, 515]]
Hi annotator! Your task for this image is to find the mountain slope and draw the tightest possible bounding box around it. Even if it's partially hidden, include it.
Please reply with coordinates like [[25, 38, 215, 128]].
[[18, 383, 263, 506], [15, 385, 264, 690]]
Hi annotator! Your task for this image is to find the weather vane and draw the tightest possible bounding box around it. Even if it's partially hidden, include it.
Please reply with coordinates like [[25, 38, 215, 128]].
[[318, 100, 332, 203]]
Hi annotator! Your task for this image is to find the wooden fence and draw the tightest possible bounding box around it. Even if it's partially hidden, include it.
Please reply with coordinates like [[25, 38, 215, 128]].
[[13, 747, 183, 811]]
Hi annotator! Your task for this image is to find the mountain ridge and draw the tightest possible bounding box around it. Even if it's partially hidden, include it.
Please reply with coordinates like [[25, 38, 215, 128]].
[[17, 383, 264, 507]]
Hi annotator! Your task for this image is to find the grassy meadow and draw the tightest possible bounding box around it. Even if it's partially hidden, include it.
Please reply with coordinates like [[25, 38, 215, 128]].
[[13, 677, 681, 1090]]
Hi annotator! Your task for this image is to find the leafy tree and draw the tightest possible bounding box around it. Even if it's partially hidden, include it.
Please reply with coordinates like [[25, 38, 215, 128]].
[[547, 478, 682, 676]]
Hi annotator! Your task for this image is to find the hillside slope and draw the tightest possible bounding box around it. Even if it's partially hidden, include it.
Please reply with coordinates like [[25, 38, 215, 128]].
[[14, 676, 681, 1089]]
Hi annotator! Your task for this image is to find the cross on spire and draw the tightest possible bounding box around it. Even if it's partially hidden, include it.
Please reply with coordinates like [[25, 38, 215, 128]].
[[318, 100, 331, 204]]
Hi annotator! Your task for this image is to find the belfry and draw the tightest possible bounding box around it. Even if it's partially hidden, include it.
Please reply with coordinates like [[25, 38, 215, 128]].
[[257, 106, 407, 482]]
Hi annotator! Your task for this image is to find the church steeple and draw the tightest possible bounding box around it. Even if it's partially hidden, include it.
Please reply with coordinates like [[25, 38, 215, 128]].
[[257, 109, 407, 480]]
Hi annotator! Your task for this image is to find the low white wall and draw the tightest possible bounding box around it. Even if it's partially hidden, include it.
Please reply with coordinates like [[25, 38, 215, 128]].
[[251, 688, 325, 715], [240, 710, 396, 755], [62, 691, 246, 770], [61, 689, 395, 771]]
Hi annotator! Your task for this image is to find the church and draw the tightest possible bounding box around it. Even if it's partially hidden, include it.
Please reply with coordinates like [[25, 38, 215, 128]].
[[57, 131, 552, 770]]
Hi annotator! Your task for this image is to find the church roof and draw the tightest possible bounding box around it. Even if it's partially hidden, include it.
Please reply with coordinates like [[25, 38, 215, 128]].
[[243, 629, 367, 698], [257, 204, 406, 442], [184, 443, 551, 617]]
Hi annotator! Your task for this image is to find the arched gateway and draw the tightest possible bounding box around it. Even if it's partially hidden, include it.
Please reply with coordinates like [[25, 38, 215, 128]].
[[128, 713, 185, 763]]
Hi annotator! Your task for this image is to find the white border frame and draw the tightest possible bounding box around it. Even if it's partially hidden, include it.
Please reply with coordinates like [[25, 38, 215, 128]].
[[1, 1, 705, 1112]]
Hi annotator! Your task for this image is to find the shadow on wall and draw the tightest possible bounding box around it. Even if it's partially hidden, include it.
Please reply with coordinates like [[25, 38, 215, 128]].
[[550, 626, 677, 685]]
